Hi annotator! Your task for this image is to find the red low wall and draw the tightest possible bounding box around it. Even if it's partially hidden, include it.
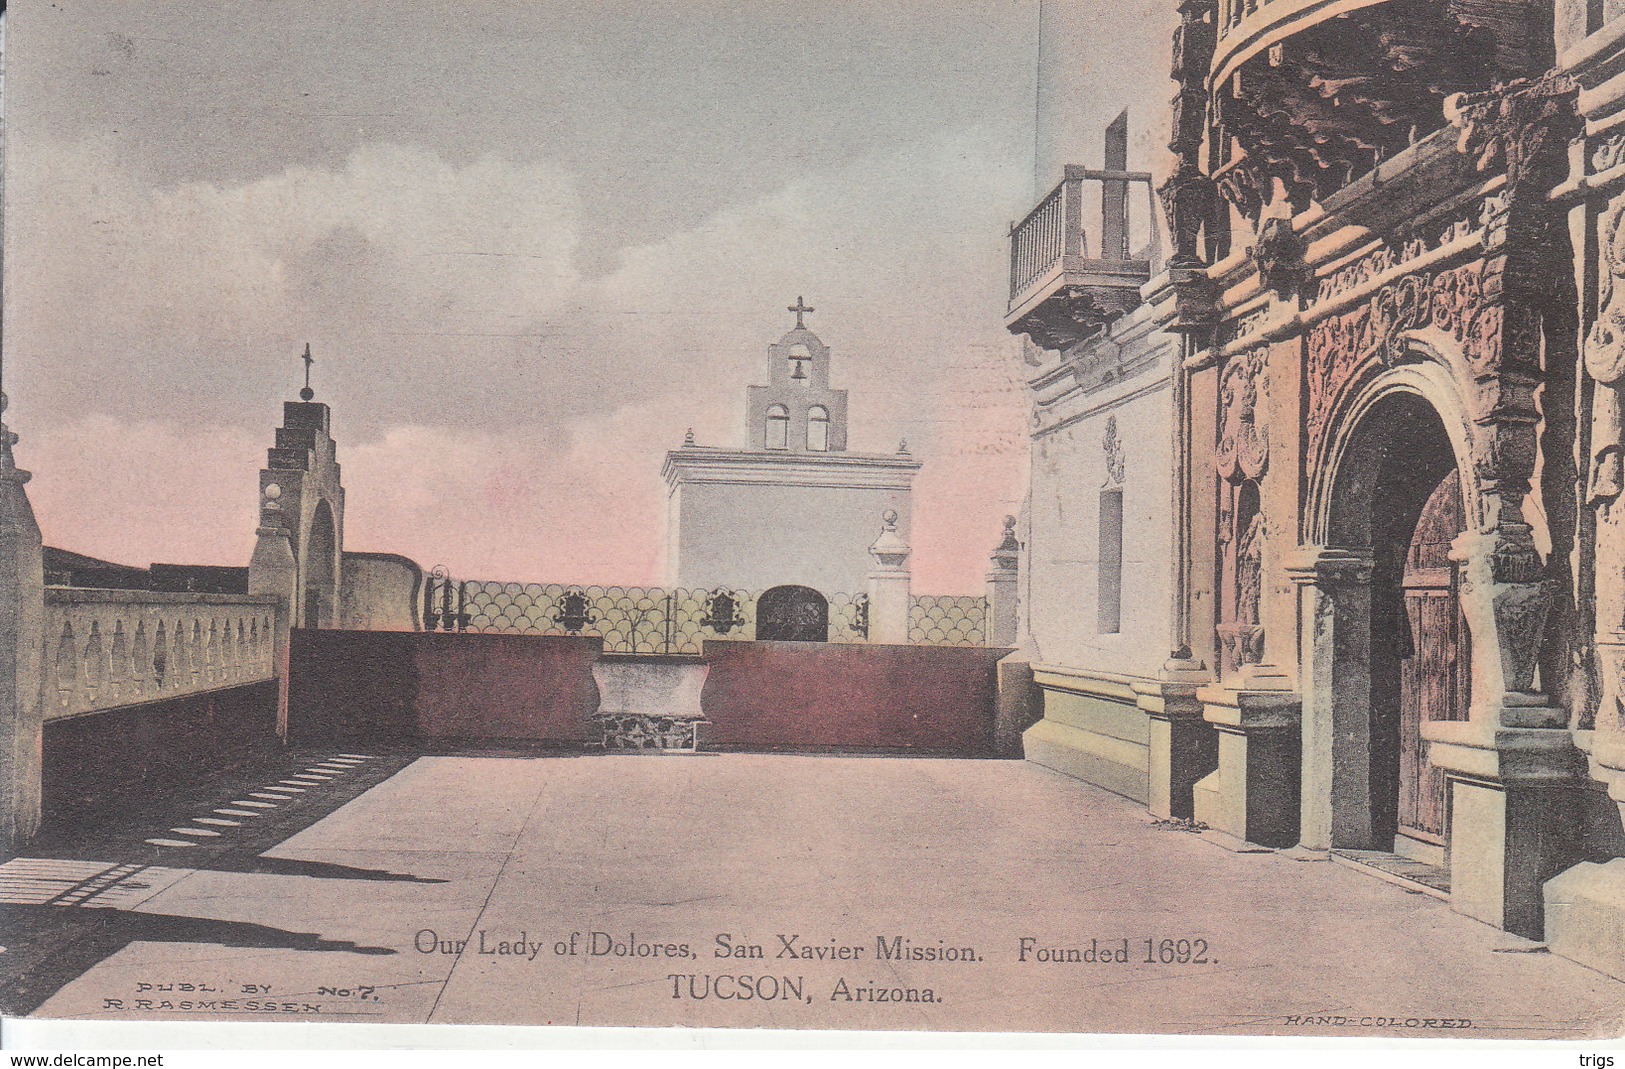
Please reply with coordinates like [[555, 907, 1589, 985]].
[[288, 631, 1009, 756], [699, 640, 1008, 755], [287, 629, 603, 745], [42, 680, 280, 833]]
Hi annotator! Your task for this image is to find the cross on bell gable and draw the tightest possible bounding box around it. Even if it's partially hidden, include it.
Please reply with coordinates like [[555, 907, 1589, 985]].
[[788, 296, 815, 330]]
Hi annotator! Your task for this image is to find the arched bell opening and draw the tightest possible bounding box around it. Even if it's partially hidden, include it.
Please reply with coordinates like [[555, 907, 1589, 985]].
[[304, 498, 339, 629]]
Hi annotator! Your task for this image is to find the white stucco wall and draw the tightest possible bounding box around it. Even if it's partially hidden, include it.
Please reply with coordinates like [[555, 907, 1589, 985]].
[[667, 474, 913, 594], [663, 448, 920, 593], [338, 551, 422, 631], [1024, 358, 1174, 679]]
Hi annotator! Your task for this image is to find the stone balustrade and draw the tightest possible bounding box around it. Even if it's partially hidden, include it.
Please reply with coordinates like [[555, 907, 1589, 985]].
[[42, 588, 281, 721]]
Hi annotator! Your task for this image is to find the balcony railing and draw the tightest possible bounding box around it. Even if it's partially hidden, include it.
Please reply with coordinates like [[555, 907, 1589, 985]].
[[1010, 179, 1072, 302], [1007, 165, 1156, 306], [1005, 116, 1160, 352]]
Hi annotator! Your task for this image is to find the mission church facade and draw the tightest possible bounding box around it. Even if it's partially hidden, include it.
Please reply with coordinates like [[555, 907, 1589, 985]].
[[1002, 0, 1625, 980], [662, 300, 920, 595]]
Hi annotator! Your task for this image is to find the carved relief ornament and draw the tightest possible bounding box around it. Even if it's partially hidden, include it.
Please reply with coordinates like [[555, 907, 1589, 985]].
[[1304, 258, 1500, 461], [1103, 416, 1126, 487], [1587, 197, 1625, 513], [1250, 217, 1307, 300], [1215, 347, 1269, 484]]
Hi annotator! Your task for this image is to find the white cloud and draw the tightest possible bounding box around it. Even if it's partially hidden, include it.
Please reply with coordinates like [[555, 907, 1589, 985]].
[[11, 126, 1032, 590]]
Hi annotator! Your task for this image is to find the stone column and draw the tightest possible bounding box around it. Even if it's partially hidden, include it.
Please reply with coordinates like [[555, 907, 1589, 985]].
[[1425, 718, 1584, 937], [1286, 546, 1376, 853], [867, 509, 911, 645], [985, 515, 1019, 648], [1148, 274, 1221, 823], [0, 394, 45, 855], [249, 514, 298, 737], [1163, 291, 1217, 679], [1420, 525, 1583, 938]]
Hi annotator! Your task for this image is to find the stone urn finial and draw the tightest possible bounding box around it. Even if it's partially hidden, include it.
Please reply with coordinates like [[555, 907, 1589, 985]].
[[869, 509, 910, 571], [991, 514, 1020, 571]]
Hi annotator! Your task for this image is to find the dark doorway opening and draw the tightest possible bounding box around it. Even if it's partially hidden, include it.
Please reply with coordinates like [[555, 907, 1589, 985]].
[[1336, 392, 1468, 864], [755, 585, 830, 642]]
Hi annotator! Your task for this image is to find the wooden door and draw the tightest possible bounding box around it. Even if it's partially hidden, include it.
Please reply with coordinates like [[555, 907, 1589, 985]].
[[1396, 469, 1469, 843]]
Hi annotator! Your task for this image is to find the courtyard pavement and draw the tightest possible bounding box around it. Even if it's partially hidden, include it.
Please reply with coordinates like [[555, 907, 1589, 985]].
[[3, 752, 1623, 1038]]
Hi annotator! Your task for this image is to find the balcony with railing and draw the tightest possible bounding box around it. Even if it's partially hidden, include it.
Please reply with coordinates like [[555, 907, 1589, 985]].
[[1005, 113, 1158, 352]]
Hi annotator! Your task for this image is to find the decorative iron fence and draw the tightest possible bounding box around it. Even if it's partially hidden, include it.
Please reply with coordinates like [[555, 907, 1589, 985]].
[[909, 594, 989, 648], [431, 577, 757, 654], [419, 575, 975, 649], [829, 591, 870, 643], [420, 573, 983, 650]]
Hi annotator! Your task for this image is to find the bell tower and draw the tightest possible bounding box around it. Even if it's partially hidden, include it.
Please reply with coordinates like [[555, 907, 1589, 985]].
[[248, 344, 346, 631], [745, 297, 849, 454], [663, 298, 920, 592]]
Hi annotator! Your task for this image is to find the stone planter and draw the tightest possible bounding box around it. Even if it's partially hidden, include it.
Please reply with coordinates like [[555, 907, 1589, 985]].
[[589, 655, 710, 753]]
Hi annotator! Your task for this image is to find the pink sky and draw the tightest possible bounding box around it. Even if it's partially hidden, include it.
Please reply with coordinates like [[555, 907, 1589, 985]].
[[4, 2, 1174, 593]]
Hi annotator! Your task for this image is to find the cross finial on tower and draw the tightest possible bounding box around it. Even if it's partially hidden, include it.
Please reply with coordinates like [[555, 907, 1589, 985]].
[[788, 296, 815, 330], [299, 343, 315, 401]]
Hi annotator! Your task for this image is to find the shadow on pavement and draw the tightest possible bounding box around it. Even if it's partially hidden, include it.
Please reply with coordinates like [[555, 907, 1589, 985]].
[[1, 904, 396, 1016], [2, 745, 438, 1016]]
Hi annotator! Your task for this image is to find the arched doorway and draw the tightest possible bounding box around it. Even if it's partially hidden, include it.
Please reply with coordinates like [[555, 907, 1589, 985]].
[[1388, 468, 1470, 857], [1324, 390, 1470, 862], [755, 585, 829, 642], [304, 499, 338, 629]]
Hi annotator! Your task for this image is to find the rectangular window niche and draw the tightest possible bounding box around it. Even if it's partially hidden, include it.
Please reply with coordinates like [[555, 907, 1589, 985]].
[[1098, 488, 1123, 634]]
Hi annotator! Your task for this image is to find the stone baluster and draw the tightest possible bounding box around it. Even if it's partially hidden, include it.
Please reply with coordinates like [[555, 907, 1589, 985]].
[[153, 620, 168, 689], [131, 620, 150, 699], [53, 621, 75, 714], [83, 620, 104, 702], [109, 619, 128, 702], [173, 620, 187, 686], [866, 510, 911, 645]]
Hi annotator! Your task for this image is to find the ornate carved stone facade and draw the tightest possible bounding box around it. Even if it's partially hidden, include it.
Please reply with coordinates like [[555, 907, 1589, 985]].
[[1006, 0, 1625, 957], [1305, 258, 1500, 461], [1189, 7, 1587, 941]]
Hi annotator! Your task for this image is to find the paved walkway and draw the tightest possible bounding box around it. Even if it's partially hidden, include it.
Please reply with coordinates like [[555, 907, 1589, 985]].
[[7, 754, 1623, 1037]]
